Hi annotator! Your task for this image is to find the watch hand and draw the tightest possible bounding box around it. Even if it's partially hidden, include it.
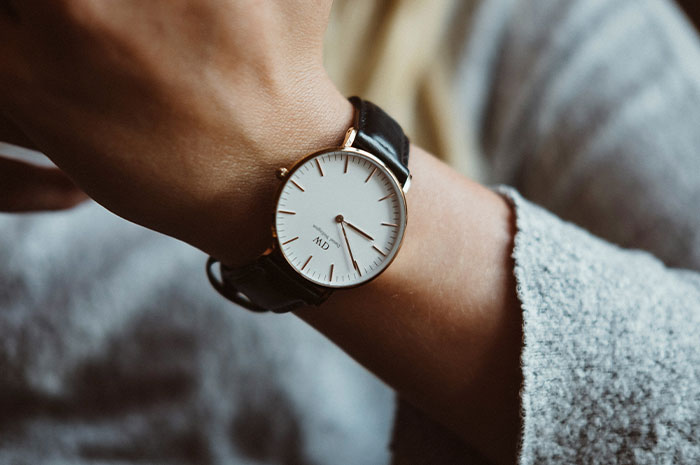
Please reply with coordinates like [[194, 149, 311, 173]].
[[337, 215, 361, 276], [343, 220, 374, 241], [341, 222, 361, 275]]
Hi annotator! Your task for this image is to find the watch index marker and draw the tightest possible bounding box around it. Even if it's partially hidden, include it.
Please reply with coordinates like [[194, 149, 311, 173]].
[[381, 222, 398, 227], [378, 192, 396, 202], [329, 264, 334, 281], [282, 236, 299, 245], [365, 167, 377, 183], [372, 245, 387, 257], [278, 210, 296, 215], [301, 255, 312, 271], [315, 158, 324, 177], [291, 179, 305, 192], [344, 155, 349, 173]]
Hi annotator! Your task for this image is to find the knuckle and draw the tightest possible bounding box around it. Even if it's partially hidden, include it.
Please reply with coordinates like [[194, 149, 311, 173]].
[[53, 0, 104, 29]]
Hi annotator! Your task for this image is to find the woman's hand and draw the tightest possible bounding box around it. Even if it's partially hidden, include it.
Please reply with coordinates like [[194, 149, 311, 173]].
[[1, 6, 525, 462], [0, 155, 87, 212], [0, 116, 86, 212], [0, 0, 353, 264]]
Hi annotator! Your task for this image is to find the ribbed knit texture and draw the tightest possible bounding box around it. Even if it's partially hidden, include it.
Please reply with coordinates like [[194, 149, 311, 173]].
[[506, 188, 700, 464], [392, 0, 700, 463], [2, 0, 700, 463]]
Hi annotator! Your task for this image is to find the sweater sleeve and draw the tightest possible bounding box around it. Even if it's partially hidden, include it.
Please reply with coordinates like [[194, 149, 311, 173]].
[[390, 186, 700, 464], [468, 0, 700, 270], [502, 187, 700, 464], [477, 2, 700, 459], [391, 0, 700, 463]]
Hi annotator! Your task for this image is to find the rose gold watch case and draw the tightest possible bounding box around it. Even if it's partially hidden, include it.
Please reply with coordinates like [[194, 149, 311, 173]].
[[269, 140, 409, 290]]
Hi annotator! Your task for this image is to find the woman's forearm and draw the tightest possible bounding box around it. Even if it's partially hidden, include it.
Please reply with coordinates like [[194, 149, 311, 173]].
[[0, 4, 522, 461], [295, 146, 523, 465]]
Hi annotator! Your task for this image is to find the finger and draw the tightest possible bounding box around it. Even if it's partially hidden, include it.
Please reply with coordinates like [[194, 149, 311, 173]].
[[0, 156, 88, 212], [11, 0, 96, 27]]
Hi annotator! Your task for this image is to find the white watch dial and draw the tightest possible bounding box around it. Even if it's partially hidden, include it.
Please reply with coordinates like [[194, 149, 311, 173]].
[[275, 149, 407, 288]]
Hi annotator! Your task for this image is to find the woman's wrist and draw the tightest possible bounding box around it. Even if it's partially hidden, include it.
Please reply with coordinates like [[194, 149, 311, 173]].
[[0, 0, 345, 268], [295, 146, 522, 464], [200, 79, 354, 267]]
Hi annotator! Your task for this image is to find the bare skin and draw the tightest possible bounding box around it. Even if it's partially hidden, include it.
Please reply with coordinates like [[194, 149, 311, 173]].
[[0, 116, 86, 212], [297, 147, 523, 464], [0, 2, 522, 463]]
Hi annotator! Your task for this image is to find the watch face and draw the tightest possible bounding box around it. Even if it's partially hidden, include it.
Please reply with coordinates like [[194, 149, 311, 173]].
[[274, 149, 407, 288]]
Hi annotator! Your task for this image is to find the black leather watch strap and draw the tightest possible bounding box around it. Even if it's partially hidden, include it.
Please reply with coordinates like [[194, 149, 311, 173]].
[[208, 97, 409, 312], [349, 96, 410, 186], [207, 255, 332, 313]]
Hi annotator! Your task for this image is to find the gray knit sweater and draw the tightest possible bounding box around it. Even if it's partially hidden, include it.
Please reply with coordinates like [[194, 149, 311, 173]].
[[392, 0, 700, 463], [1, 0, 699, 464]]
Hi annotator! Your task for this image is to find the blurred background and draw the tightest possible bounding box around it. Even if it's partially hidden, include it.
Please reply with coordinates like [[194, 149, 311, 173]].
[[326, 0, 480, 178], [1, 1, 700, 465]]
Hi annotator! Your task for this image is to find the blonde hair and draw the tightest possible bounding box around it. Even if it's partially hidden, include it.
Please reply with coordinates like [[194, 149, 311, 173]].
[[325, 0, 477, 176]]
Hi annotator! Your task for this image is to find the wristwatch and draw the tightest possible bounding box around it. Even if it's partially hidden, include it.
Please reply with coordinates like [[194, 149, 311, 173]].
[[207, 96, 411, 313]]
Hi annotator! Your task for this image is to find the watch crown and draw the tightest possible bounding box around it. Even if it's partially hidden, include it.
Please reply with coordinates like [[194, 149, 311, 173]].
[[276, 167, 289, 180]]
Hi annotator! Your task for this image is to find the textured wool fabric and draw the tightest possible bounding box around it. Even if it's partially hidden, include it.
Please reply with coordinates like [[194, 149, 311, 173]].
[[0, 151, 394, 464], [391, 0, 700, 463], [393, 188, 700, 464], [507, 188, 700, 464], [3, 0, 700, 464]]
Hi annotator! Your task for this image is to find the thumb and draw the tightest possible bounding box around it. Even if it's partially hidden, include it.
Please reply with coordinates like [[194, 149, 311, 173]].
[[0, 156, 88, 213]]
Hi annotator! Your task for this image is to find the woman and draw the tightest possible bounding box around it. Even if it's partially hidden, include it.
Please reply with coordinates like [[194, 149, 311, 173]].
[[0, 0, 698, 464]]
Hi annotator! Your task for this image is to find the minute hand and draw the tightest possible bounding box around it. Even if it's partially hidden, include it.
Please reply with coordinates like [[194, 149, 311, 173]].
[[340, 221, 361, 276], [343, 220, 374, 241]]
